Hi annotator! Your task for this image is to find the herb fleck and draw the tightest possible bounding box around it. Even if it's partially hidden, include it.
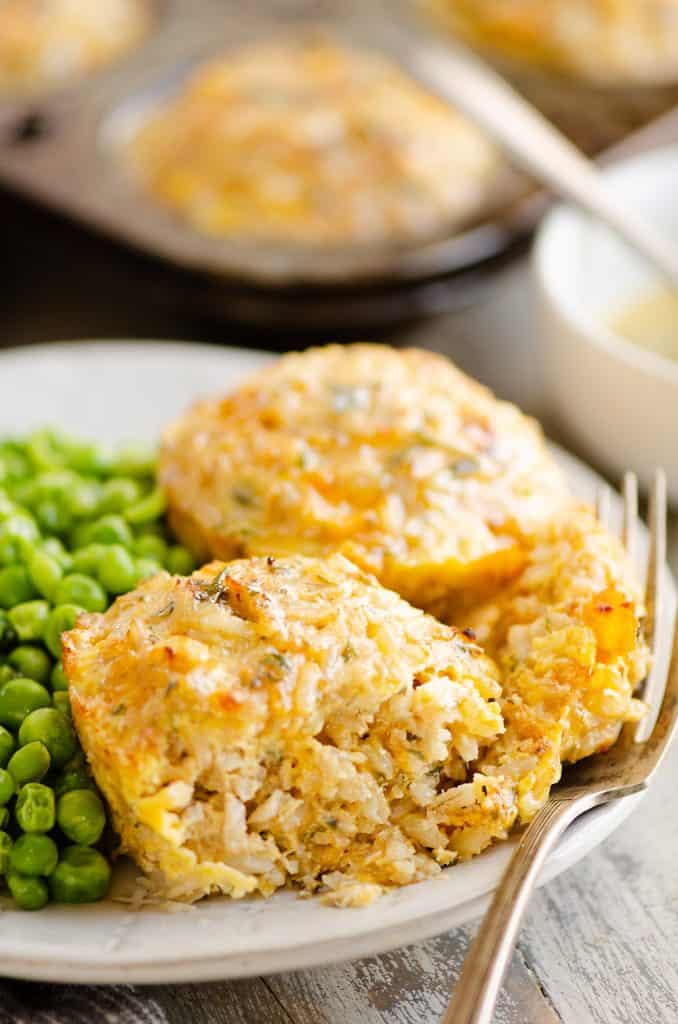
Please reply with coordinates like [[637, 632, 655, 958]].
[[232, 485, 255, 507], [255, 651, 292, 686], [151, 601, 175, 619], [112, 703, 126, 716], [342, 642, 356, 661], [264, 652, 291, 671], [192, 567, 230, 603]]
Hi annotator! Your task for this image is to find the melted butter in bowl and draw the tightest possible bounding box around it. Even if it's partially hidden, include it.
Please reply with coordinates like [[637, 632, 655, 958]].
[[611, 286, 678, 362]]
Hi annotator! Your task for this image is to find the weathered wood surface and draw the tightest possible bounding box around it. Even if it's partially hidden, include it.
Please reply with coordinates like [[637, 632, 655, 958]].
[[1, 257, 677, 1021], [0, 938, 559, 1024]]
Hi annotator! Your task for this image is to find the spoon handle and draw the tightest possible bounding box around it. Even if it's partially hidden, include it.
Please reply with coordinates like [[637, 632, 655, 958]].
[[381, 25, 678, 285]]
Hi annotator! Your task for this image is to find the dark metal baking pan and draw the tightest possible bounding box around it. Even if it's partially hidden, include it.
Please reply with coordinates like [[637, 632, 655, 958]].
[[1, 0, 678, 294]]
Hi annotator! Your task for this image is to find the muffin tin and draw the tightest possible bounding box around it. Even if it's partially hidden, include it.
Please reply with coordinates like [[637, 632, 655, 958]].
[[1, 0, 678, 293]]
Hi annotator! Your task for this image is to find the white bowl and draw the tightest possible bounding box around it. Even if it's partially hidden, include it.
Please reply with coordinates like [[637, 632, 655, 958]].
[[533, 144, 678, 503]]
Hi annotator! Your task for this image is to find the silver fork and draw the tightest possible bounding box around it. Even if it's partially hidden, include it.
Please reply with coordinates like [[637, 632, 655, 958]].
[[443, 469, 677, 1024]]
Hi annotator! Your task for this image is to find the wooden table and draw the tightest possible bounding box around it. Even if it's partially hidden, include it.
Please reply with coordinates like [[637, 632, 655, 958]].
[[1, 197, 677, 1023]]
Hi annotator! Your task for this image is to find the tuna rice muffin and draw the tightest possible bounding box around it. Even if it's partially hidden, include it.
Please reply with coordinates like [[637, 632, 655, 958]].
[[426, 0, 678, 84], [0, 0, 149, 92], [64, 554, 516, 906], [125, 38, 502, 245], [159, 344, 568, 619], [467, 505, 649, 822]]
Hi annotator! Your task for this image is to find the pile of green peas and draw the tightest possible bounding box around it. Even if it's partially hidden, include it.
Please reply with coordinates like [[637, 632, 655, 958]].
[[0, 429, 196, 910]]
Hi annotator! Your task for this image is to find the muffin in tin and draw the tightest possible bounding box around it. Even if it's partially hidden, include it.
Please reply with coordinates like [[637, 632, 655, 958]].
[[0, 0, 149, 93], [426, 0, 678, 84], [125, 38, 504, 246]]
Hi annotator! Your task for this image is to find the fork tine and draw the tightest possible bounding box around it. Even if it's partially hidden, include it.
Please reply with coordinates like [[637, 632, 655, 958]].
[[635, 468, 668, 742], [644, 468, 666, 649], [622, 471, 639, 566], [596, 483, 612, 529]]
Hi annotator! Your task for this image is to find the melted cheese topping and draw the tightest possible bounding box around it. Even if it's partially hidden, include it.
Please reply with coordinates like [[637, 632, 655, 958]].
[[125, 38, 501, 245]]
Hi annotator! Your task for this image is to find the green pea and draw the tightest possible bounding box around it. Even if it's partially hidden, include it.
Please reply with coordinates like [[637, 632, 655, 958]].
[[78, 515, 133, 549], [7, 741, 50, 784], [67, 480, 101, 519], [0, 447, 31, 482], [68, 521, 90, 551], [52, 692, 71, 718], [0, 725, 15, 767], [62, 749, 86, 772], [70, 544, 107, 576], [0, 831, 12, 874], [0, 609, 17, 653], [34, 496, 72, 535], [25, 429, 65, 471], [56, 788, 105, 846], [98, 546, 137, 595], [49, 845, 111, 904], [0, 566, 37, 609], [135, 558, 163, 583], [0, 768, 14, 805], [55, 574, 107, 613], [124, 487, 165, 525], [19, 708, 76, 768], [44, 604, 83, 658], [165, 545, 196, 576], [0, 677, 51, 730], [0, 807, 8, 829], [0, 515, 39, 565], [0, 664, 17, 685], [7, 871, 49, 909], [10, 834, 58, 877], [14, 782, 55, 833], [50, 662, 69, 692], [135, 521, 164, 539], [0, 490, 17, 518], [27, 549, 63, 601], [8, 646, 51, 685], [0, 513, 39, 541], [133, 534, 167, 562], [41, 537, 72, 570], [63, 440, 111, 477], [10, 478, 38, 508], [110, 442, 156, 478], [31, 468, 78, 497], [97, 477, 141, 514], [8, 600, 50, 642], [54, 767, 93, 798]]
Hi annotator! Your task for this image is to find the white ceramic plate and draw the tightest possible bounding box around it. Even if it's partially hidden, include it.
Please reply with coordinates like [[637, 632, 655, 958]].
[[0, 340, 672, 985]]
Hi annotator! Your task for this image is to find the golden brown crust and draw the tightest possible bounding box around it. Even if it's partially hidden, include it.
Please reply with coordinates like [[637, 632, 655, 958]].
[[65, 554, 515, 905], [159, 344, 568, 618]]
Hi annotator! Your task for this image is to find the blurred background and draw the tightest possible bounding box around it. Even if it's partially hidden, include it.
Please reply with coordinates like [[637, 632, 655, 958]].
[[3, 0, 678, 430]]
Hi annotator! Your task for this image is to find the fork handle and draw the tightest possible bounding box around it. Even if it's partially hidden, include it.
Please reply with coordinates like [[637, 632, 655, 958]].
[[442, 791, 603, 1024]]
